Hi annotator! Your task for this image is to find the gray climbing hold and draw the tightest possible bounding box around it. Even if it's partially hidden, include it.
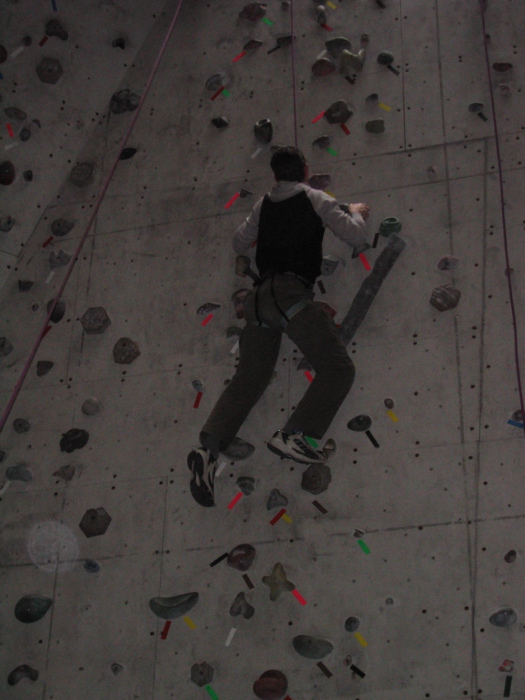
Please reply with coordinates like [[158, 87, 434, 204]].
[[18, 280, 33, 291], [489, 607, 517, 628], [0, 337, 14, 356], [237, 476, 255, 495], [0, 160, 15, 185], [313, 135, 332, 150], [49, 249, 71, 268], [323, 438, 336, 458], [205, 72, 227, 92], [316, 5, 327, 25], [340, 49, 366, 74], [308, 174, 331, 190], [437, 255, 459, 271], [113, 337, 140, 364], [211, 116, 229, 128], [366, 93, 379, 104], [320, 255, 339, 275], [84, 560, 100, 573], [19, 126, 31, 141], [192, 379, 204, 393], [345, 615, 360, 632], [347, 414, 372, 431], [492, 62, 513, 72], [69, 162, 94, 187], [230, 591, 254, 618], [191, 662, 214, 687], [430, 285, 461, 312], [222, 437, 255, 460], [0, 215, 15, 232], [4, 107, 27, 121], [254, 118, 273, 144], [60, 428, 89, 453], [51, 218, 74, 237], [82, 397, 101, 416], [292, 635, 334, 660], [13, 419, 30, 434], [228, 543, 256, 571], [504, 550, 517, 563], [240, 189, 253, 198], [36, 57, 63, 84], [366, 119, 385, 133], [384, 397, 395, 409], [80, 307, 111, 334], [47, 298, 66, 323], [119, 147, 137, 160], [197, 302, 221, 315], [14, 594, 52, 623], [6, 465, 33, 482], [325, 36, 352, 58], [312, 57, 336, 76], [79, 507, 112, 537], [45, 19, 68, 40], [253, 670, 288, 700], [244, 39, 264, 51], [267, 488, 288, 510], [149, 592, 199, 620], [301, 463, 332, 495], [324, 100, 352, 124], [8, 664, 39, 686], [377, 50, 395, 65], [111, 662, 124, 675], [109, 89, 140, 114], [239, 2, 267, 21], [53, 464, 75, 481]]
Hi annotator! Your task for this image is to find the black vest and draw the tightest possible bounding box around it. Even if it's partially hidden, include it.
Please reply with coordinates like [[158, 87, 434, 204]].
[[255, 191, 325, 284]]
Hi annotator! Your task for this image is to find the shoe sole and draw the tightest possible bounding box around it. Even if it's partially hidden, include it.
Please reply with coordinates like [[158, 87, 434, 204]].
[[266, 441, 326, 465], [187, 450, 215, 507]]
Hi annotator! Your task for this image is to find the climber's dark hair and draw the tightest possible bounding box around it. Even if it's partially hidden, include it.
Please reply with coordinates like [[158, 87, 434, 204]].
[[270, 146, 307, 182]]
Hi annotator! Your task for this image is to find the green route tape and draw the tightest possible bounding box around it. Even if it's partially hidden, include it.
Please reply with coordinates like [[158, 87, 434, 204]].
[[357, 539, 370, 554], [326, 147, 338, 156], [305, 436, 319, 448], [205, 685, 219, 700], [262, 17, 274, 25]]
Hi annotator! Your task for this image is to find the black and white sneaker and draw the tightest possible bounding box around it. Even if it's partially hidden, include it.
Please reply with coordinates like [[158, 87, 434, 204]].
[[187, 448, 217, 507], [266, 430, 327, 464]]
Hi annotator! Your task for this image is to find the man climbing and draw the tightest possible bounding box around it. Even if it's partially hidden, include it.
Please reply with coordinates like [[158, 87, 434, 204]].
[[188, 146, 369, 507]]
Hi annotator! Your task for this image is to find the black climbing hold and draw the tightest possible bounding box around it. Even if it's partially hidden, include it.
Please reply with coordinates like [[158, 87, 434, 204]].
[[119, 147, 137, 160], [47, 298, 66, 323], [239, 2, 267, 21], [14, 594, 52, 623], [51, 218, 74, 237], [237, 476, 255, 495], [0, 161, 15, 185], [4, 107, 27, 121], [22, 36, 32, 47], [8, 664, 39, 686], [313, 135, 332, 150], [18, 280, 33, 291], [45, 19, 68, 40], [112, 37, 126, 49], [345, 615, 360, 632], [36, 360, 54, 377], [191, 662, 214, 687], [0, 337, 14, 356], [430, 285, 461, 312], [492, 62, 513, 72], [0, 215, 15, 232], [504, 550, 517, 563], [292, 635, 334, 660], [197, 302, 221, 315], [243, 39, 263, 51], [60, 428, 89, 453], [79, 507, 112, 537], [109, 89, 140, 114], [347, 414, 372, 432], [19, 127, 31, 142], [239, 188, 253, 198], [6, 465, 33, 482], [149, 592, 199, 620], [13, 418, 30, 434], [254, 118, 273, 144], [301, 463, 332, 495], [489, 607, 517, 628], [380, 218, 401, 237], [228, 544, 256, 571], [36, 57, 63, 84], [0, 45, 7, 63], [111, 662, 124, 675], [23, 170, 33, 182], [324, 100, 352, 124], [113, 337, 140, 364], [80, 307, 111, 334], [267, 488, 288, 510], [69, 162, 94, 187], [211, 116, 229, 129], [84, 559, 100, 573], [384, 397, 395, 409]]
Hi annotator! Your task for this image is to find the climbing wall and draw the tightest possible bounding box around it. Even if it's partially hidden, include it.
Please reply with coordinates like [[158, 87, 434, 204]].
[[1, 0, 524, 699]]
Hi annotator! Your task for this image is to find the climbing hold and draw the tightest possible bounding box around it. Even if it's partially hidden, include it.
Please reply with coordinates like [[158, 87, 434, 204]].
[[345, 615, 360, 631], [377, 50, 394, 65], [36, 57, 63, 84], [60, 428, 89, 453], [244, 39, 264, 51], [205, 72, 227, 92], [237, 476, 255, 495], [6, 465, 33, 482], [361, 33, 370, 45], [292, 635, 334, 659], [148, 592, 199, 620], [240, 189, 253, 198], [316, 5, 328, 25], [112, 37, 126, 49], [36, 361, 54, 376], [80, 307, 111, 334], [281, 0, 290, 8], [468, 102, 488, 121], [22, 36, 32, 46], [113, 337, 140, 364], [23, 170, 33, 182], [226, 326, 243, 338], [47, 298, 66, 323], [13, 419, 30, 434], [0, 45, 6, 63], [308, 173, 331, 190], [45, 19, 68, 40], [301, 463, 332, 495], [4, 107, 27, 121], [384, 397, 395, 409], [18, 280, 33, 291], [230, 591, 255, 618], [0, 215, 15, 232], [0, 161, 15, 185], [119, 147, 137, 160], [323, 438, 336, 457], [191, 662, 214, 687], [111, 663, 124, 675], [311, 57, 336, 76], [320, 255, 339, 275], [53, 464, 76, 481], [437, 255, 459, 271], [340, 49, 366, 74], [82, 397, 101, 416], [313, 135, 332, 150], [262, 563, 295, 601], [254, 118, 273, 144], [49, 249, 71, 268], [492, 62, 513, 72], [366, 119, 385, 133], [489, 607, 517, 628], [239, 3, 267, 21], [347, 414, 372, 431], [192, 379, 204, 393], [228, 543, 256, 571], [231, 288, 250, 319], [51, 218, 74, 237], [379, 217, 402, 236], [267, 488, 288, 510], [0, 337, 14, 356], [430, 285, 461, 312], [197, 302, 221, 315], [325, 36, 352, 58], [79, 507, 112, 537], [253, 670, 288, 699], [211, 116, 229, 128], [222, 436, 255, 460], [14, 594, 52, 623], [69, 162, 94, 187], [504, 550, 516, 563], [7, 665, 39, 686], [366, 93, 379, 104], [324, 99, 352, 124], [109, 89, 140, 114]]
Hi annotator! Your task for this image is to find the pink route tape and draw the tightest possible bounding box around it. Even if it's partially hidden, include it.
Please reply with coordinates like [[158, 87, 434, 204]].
[[304, 371, 314, 383], [160, 620, 171, 639], [233, 50, 246, 62], [224, 192, 240, 209], [201, 314, 213, 327], [312, 110, 326, 123], [193, 391, 203, 409], [6, 123, 14, 138], [292, 589, 307, 605], [359, 253, 371, 270], [227, 492, 243, 509]]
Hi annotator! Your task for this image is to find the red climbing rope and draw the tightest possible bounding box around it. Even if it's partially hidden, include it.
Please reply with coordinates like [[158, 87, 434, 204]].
[[0, 0, 186, 433], [478, 1, 525, 435]]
